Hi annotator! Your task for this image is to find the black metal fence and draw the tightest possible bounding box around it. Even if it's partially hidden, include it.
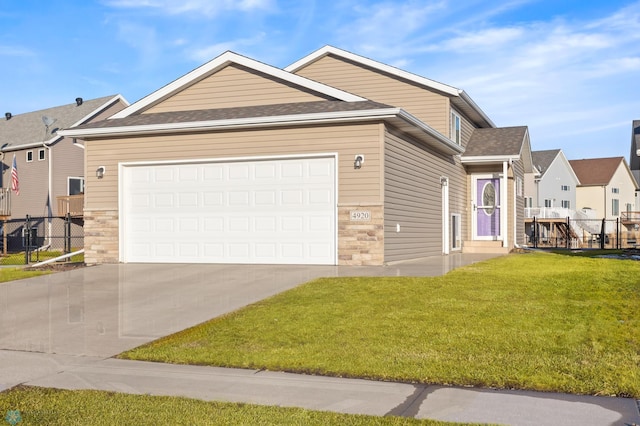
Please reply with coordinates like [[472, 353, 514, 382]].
[[526, 217, 637, 250], [0, 214, 84, 265]]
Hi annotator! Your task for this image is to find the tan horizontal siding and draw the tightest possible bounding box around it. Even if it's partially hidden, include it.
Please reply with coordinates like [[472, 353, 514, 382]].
[[85, 123, 384, 209], [295, 55, 449, 135], [384, 126, 468, 262], [145, 64, 330, 113]]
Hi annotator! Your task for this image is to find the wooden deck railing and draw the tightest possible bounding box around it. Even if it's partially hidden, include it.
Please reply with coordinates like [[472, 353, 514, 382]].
[[57, 195, 84, 217], [0, 188, 10, 217], [620, 211, 640, 224]]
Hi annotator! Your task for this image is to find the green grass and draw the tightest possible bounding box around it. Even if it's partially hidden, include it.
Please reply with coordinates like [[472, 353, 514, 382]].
[[1, 250, 84, 265], [121, 252, 640, 398], [0, 386, 473, 426], [0, 267, 50, 283]]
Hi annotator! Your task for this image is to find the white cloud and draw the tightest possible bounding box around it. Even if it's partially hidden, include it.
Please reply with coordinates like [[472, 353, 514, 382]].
[[103, 0, 274, 16]]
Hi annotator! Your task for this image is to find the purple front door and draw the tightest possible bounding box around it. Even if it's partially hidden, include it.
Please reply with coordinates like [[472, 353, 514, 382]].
[[476, 178, 500, 238]]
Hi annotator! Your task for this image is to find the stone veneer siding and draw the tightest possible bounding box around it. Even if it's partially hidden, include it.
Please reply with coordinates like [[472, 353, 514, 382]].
[[337, 204, 384, 266], [84, 209, 119, 264]]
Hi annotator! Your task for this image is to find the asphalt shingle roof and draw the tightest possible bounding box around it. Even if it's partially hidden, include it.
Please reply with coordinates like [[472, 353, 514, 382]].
[[532, 149, 561, 176], [464, 126, 528, 157], [0, 95, 119, 150], [569, 157, 624, 186], [72, 100, 394, 130]]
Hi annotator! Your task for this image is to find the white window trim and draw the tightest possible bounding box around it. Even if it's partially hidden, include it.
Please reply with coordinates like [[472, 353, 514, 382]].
[[38, 148, 46, 161], [67, 176, 85, 195], [26, 151, 33, 162]]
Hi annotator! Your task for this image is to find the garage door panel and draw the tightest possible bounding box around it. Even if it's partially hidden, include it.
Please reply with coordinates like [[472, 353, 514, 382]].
[[122, 157, 336, 264]]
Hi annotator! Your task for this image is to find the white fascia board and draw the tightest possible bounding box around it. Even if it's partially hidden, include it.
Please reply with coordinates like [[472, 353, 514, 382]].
[[461, 155, 520, 164], [60, 108, 404, 138], [1, 136, 63, 152], [286, 45, 460, 97], [111, 52, 365, 119], [59, 107, 463, 155]]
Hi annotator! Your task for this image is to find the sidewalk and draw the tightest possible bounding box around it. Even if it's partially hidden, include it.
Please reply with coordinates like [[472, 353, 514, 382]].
[[2, 350, 638, 426]]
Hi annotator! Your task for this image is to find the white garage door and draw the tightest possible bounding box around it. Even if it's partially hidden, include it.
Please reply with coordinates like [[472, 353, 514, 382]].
[[121, 156, 336, 264]]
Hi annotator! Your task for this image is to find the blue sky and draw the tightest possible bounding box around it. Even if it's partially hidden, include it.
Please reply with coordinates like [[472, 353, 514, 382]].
[[1, 0, 639, 161]]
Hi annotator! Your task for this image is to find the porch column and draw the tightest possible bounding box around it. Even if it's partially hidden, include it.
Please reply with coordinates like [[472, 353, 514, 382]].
[[502, 161, 508, 247]]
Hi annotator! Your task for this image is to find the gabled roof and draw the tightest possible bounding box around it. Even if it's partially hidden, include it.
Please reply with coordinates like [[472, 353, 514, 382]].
[[569, 157, 631, 186], [285, 45, 495, 129], [462, 126, 528, 158], [111, 51, 366, 119], [461, 126, 534, 172], [60, 100, 464, 156], [0, 95, 128, 152], [532, 149, 561, 177]]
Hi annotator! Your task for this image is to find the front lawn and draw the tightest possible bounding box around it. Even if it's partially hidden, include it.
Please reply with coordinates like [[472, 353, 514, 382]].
[[0, 267, 50, 283], [0, 386, 468, 426], [120, 252, 640, 397]]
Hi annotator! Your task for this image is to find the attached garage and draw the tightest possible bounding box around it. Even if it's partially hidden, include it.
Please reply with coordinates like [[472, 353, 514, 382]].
[[120, 156, 337, 264]]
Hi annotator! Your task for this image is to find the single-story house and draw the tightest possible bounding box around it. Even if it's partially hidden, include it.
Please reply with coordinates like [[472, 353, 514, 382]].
[[60, 46, 532, 266]]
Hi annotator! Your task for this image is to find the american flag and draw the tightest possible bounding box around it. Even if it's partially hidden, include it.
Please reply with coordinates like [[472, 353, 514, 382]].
[[11, 154, 19, 195]]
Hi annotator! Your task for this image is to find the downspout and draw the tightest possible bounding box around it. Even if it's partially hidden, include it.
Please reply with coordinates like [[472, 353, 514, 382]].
[[502, 161, 508, 247], [44, 141, 52, 247]]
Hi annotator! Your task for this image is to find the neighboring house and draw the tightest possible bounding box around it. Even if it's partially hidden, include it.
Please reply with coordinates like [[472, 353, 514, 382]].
[[524, 149, 581, 246], [0, 95, 129, 219], [60, 46, 532, 266], [528, 149, 579, 212], [569, 157, 638, 226]]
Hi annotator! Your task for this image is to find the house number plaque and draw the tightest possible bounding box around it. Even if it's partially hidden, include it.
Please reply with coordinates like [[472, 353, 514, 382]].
[[350, 210, 371, 221]]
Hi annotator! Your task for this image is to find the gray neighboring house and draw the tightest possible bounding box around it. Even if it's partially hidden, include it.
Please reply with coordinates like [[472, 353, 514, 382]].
[[0, 95, 128, 219], [0, 95, 128, 253]]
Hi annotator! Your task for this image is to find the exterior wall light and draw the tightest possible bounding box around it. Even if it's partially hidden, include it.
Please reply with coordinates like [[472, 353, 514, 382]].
[[96, 166, 106, 179], [354, 155, 364, 169]]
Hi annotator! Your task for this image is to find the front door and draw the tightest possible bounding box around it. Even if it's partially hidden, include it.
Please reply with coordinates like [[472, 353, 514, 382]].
[[474, 176, 501, 240]]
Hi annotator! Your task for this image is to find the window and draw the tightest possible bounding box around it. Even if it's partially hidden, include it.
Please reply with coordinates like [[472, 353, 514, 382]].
[[26, 151, 33, 162], [38, 149, 46, 161], [560, 185, 570, 191], [450, 111, 461, 145], [612, 187, 619, 194], [524, 197, 533, 208], [627, 203, 633, 213], [544, 199, 552, 208], [68, 177, 84, 195], [612, 199, 619, 216], [516, 177, 523, 197], [561, 200, 570, 209]]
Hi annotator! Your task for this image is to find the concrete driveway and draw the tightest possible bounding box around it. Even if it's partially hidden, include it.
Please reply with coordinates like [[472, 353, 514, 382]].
[[2, 255, 639, 426], [0, 254, 496, 358]]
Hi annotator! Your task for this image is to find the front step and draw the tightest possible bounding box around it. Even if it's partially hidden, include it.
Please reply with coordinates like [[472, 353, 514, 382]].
[[462, 240, 510, 254]]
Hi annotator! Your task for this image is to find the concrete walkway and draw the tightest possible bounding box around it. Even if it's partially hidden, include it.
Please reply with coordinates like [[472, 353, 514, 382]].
[[1, 255, 639, 425]]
